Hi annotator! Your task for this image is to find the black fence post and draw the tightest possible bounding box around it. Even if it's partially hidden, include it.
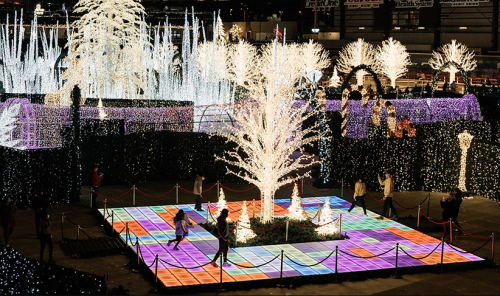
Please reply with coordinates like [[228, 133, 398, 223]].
[[391, 243, 402, 279]]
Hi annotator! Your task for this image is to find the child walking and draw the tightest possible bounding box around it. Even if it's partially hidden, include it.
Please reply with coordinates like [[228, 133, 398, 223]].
[[167, 210, 193, 250]]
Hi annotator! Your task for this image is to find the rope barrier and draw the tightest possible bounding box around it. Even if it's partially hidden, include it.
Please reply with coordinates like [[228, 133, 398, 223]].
[[445, 239, 492, 254], [398, 241, 443, 260], [136, 187, 175, 198], [94, 188, 133, 200], [202, 183, 217, 193], [127, 230, 138, 247], [137, 246, 156, 268], [276, 184, 294, 191], [300, 203, 320, 220], [178, 186, 194, 194], [65, 217, 102, 229], [452, 222, 493, 239], [289, 217, 340, 229], [220, 183, 257, 193], [393, 195, 429, 210], [366, 190, 383, 203], [227, 254, 281, 268], [237, 220, 288, 231], [284, 249, 337, 267], [419, 209, 449, 225], [117, 226, 126, 235], [159, 257, 211, 269], [339, 246, 395, 259], [304, 181, 341, 193], [79, 227, 93, 239]]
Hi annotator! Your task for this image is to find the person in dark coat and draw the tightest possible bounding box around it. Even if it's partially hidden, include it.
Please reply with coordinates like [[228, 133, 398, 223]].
[[1, 197, 17, 244], [31, 191, 48, 239], [91, 166, 103, 211], [39, 210, 55, 263], [440, 194, 456, 238], [210, 209, 231, 267], [452, 188, 464, 234]]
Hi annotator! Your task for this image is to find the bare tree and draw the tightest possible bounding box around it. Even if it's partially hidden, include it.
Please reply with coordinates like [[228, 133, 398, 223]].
[[429, 39, 477, 83], [376, 37, 411, 88], [336, 38, 377, 86]]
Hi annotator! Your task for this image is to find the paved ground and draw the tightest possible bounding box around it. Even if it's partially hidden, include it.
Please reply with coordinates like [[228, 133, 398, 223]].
[[5, 179, 500, 295]]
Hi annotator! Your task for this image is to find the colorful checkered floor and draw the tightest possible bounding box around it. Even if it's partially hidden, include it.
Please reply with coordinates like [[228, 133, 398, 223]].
[[100, 196, 483, 287]]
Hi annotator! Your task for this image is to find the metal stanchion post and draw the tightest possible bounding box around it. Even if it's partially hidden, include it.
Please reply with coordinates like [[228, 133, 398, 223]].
[[61, 213, 65, 243], [417, 205, 421, 229], [132, 185, 136, 206], [285, 219, 289, 241], [219, 255, 225, 292], [334, 245, 339, 283], [440, 238, 445, 273], [235, 222, 238, 248], [252, 199, 255, 218], [175, 183, 179, 204], [449, 218, 453, 243], [391, 242, 402, 279], [492, 233, 495, 264], [103, 199, 107, 220], [427, 193, 431, 217], [111, 210, 115, 233], [206, 201, 210, 222], [217, 181, 220, 199], [90, 188, 93, 210], [154, 254, 159, 290], [341, 179, 343, 198], [132, 237, 140, 273], [125, 222, 129, 246], [277, 250, 284, 287], [338, 214, 342, 239]]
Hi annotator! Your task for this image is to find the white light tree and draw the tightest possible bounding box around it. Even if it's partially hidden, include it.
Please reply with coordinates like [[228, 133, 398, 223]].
[[376, 37, 411, 88], [429, 39, 477, 83], [286, 183, 306, 221], [299, 40, 331, 82], [236, 201, 256, 243], [227, 40, 257, 86], [316, 198, 338, 236], [216, 188, 228, 217], [329, 66, 341, 87], [0, 103, 22, 148], [337, 38, 377, 86], [61, 0, 150, 103], [216, 39, 327, 223]]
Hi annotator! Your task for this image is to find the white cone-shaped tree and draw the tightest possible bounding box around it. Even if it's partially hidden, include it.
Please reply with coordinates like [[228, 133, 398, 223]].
[[337, 38, 377, 86], [236, 201, 256, 243], [216, 188, 228, 217], [316, 198, 338, 236], [376, 37, 411, 88], [216, 39, 328, 223], [429, 39, 477, 83], [286, 183, 306, 221], [329, 66, 341, 87]]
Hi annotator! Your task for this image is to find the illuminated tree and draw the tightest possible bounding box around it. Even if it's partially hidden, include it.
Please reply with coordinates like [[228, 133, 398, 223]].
[[216, 40, 327, 223], [329, 66, 341, 87], [286, 184, 306, 221], [300, 40, 331, 78], [229, 24, 243, 42], [236, 201, 256, 243], [337, 38, 377, 85], [429, 39, 477, 83], [376, 37, 411, 88], [227, 40, 257, 86], [63, 0, 150, 102], [216, 188, 228, 217], [316, 198, 338, 235]]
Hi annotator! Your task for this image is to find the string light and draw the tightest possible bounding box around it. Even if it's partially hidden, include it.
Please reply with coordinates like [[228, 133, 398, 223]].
[[316, 198, 338, 236], [215, 188, 228, 218], [337, 38, 378, 85], [429, 39, 477, 84], [376, 37, 411, 88], [236, 201, 256, 243], [229, 24, 243, 41], [458, 130, 474, 192]]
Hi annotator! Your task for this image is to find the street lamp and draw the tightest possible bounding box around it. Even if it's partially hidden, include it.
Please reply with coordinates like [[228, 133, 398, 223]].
[[312, 28, 319, 40]]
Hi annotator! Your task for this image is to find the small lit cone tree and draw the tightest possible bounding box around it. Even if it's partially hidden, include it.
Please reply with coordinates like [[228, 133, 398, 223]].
[[63, 0, 150, 102], [376, 37, 411, 88], [429, 39, 477, 83], [216, 188, 228, 217], [316, 198, 338, 236], [236, 201, 256, 243], [337, 38, 377, 86], [329, 66, 341, 87], [217, 39, 327, 223], [286, 183, 306, 221]]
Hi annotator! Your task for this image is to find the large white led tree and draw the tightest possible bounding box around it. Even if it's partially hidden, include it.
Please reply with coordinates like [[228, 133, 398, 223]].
[[299, 40, 331, 80], [62, 0, 150, 103], [337, 38, 377, 86], [217, 39, 327, 223], [429, 39, 477, 83], [376, 37, 411, 88], [227, 40, 257, 86]]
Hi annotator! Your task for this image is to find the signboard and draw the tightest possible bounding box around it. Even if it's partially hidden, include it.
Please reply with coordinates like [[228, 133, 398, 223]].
[[346, 3, 380, 8], [440, 0, 488, 4], [345, 0, 383, 9], [395, 0, 434, 8], [305, 0, 340, 8]]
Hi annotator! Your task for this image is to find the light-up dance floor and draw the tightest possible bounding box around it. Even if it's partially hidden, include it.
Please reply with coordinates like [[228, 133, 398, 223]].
[[100, 196, 483, 288]]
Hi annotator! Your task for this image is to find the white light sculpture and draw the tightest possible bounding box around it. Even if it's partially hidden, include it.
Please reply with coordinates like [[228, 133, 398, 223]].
[[286, 183, 306, 221], [329, 66, 341, 87], [236, 201, 256, 243], [97, 98, 107, 120], [376, 37, 411, 88], [429, 40, 477, 84], [337, 38, 377, 86], [458, 130, 474, 192], [216, 188, 228, 217], [316, 198, 338, 236], [0, 103, 22, 148]]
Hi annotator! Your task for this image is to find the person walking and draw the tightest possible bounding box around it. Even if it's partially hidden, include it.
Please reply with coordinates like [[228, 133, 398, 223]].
[[377, 171, 398, 220], [210, 209, 231, 267], [167, 210, 192, 250], [452, 187, 464, 234], [440, 193, 457, 239], [91, 166, 103, 211], [39, 210, 55, 263], [193, 174, 205, 211], [1, 197, 18, 244], [346, 177, 367, 215], [31, 191, 45, 239]]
